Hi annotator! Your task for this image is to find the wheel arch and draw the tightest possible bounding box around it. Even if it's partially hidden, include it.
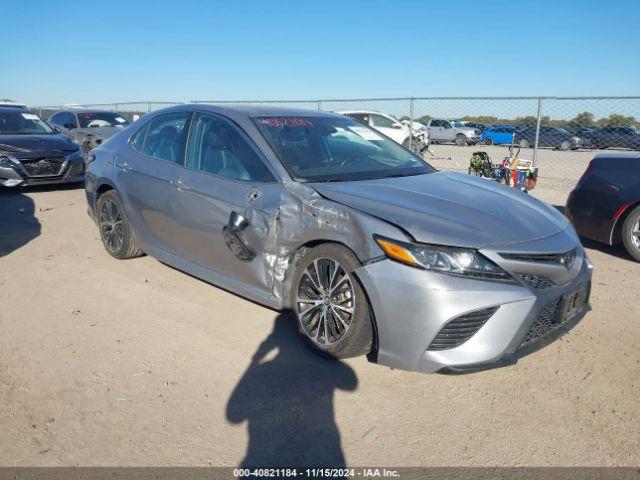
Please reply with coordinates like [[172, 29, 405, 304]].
[[282, 238, 380, 356], [610, 199, 640, 245]]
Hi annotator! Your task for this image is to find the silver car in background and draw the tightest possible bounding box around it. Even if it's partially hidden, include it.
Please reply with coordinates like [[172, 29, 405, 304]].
[[85, 105, 592, 373]]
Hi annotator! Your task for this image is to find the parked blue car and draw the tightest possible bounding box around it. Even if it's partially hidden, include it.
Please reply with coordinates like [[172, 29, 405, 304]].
[[481, 125, 516, 145]]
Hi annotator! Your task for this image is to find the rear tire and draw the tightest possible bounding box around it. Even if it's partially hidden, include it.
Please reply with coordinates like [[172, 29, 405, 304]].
[[96, 190, 144, 259], [519, 138, 530, 148], [560, 139, 572, 150], [455, 134, 467, 146], [484, 137, 493, 145], [289, 243, 373, 359], [622, 206, 640, 262]]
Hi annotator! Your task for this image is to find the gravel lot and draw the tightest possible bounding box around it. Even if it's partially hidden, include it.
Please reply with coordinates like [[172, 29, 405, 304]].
[[1, 183, 639, 467]]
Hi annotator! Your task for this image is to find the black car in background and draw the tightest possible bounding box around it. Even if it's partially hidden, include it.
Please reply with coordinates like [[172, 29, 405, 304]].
[[566, 152, 640, 261], [514, 125, 581, 150], [0, 107, 84, 187], [48, 109, 131, 156], [589, 127, 640, 150], [564, 125, 601, 147]]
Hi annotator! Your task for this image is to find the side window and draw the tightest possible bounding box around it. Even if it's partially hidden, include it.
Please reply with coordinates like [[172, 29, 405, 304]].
[[130, 122, 150, 152], [186, 113, 275, 182], [58, 112, 77, 128], [371, 114, 396, 128], [142, 112, 190, 164], [443, 121, 452, 129], [49, 113, 62, 125], [349, 113, 370, 124], [431, 120, 442, 128]]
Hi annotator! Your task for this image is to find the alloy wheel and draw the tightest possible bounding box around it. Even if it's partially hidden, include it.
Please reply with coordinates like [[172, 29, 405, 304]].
[[99, 199, 124, 253], [296, 258, 355, 346], [631, 218, 640, 250]]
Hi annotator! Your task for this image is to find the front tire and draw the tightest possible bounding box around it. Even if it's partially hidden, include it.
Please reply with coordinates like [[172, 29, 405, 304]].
[[519, 138, 530, 148], [96, 190, 144, 259], [622, 206, 640, 262], [560, 139, 572, 150], [484, 137, 493, 145], [290, 244, 373, 359], [455, 134, 467, 146]]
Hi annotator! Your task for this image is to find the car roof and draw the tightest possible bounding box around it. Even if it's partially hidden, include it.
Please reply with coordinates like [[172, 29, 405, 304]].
[[152, 103, 344, 122], [53, 109, 117, 114], [332, 109, 383, 115], [593, 151, 639, 159], [0, 106, 32, 113]]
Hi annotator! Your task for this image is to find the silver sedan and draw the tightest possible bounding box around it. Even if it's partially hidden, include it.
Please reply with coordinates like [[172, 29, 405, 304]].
[[85, 105, 592, 373]]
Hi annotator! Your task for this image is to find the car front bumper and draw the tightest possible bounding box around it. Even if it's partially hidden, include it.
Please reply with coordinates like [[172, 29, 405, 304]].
[[355, 236, 593, 374], [0, 156, 85, 187]]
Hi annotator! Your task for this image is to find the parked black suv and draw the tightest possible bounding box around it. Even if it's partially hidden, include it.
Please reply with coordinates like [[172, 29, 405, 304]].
[[0, 107, 84, 187]]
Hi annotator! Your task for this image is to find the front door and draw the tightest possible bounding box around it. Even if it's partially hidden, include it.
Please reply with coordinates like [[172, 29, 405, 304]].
[[167, 112, 282, 291]]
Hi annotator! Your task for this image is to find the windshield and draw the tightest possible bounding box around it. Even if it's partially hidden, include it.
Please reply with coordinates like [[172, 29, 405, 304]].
[[0, 111, 54, 135], [254, 116, 434, 182], [77, 112, 130, 128]]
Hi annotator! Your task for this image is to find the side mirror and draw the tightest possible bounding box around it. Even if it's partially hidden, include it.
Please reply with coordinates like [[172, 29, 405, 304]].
[[52, 126, 61, 134], [392, 123, 403, 129]]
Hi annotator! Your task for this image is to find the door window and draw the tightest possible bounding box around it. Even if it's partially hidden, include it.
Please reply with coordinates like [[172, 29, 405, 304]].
[[186, 113, 275, 182], [130, 122, 150, 152], [142, 112, 190, 164], [56, 112, 77, 128], [370, 114, 396, 128]]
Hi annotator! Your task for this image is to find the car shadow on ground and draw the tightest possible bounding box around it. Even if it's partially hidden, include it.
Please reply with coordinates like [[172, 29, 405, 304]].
[[554, 204, 637, 262], [226, 310, 358, 468], [0, 189, 41, 257]]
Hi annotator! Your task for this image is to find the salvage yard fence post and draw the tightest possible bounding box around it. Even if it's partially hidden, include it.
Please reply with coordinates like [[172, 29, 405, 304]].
[[533, 98, 543, 168], [409, 97, 415, 151]]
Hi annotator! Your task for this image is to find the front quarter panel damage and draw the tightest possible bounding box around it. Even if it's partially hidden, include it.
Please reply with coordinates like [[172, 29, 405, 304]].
[[234, 181, 408, 306]]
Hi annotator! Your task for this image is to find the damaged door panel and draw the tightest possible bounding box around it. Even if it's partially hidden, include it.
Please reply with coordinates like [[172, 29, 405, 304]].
[[168, 167, 283, 292]]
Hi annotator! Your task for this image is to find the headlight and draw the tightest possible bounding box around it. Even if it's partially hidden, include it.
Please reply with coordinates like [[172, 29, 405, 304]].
[[0, 155, 18, 168], [374, 235, 514, 281]]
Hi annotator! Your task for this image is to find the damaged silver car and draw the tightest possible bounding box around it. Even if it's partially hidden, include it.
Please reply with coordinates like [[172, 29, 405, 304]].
[[85, 105, 592, 373]]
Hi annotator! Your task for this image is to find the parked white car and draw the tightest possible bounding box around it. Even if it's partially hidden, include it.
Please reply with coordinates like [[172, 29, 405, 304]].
[[334, 109, 428, 153], [423, 119, 481, 146]]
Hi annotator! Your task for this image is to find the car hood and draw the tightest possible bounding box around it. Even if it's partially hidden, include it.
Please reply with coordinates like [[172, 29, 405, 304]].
[[75, 126, 125, 138], [0, 134, 79, 155], [310, 172, 569, 248]]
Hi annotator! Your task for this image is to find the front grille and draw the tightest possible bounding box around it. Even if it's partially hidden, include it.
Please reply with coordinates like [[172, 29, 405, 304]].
[[516, 273, 555, 290], [520, 298, 563, 346], [500, 250, 574, 264], [428, 306, 499, 351], [20, 157, 66, 177]]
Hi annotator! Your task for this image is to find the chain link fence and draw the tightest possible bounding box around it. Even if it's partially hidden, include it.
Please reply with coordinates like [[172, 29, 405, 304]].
[[33, 97, 640, 195]]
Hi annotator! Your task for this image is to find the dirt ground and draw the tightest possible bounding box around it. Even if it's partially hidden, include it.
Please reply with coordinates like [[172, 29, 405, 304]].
[[0, 183, 639, 467]]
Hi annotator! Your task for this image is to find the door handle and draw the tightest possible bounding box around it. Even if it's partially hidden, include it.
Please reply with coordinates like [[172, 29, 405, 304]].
[[116, 161, 131, 172], [171, 178, 191, 191]]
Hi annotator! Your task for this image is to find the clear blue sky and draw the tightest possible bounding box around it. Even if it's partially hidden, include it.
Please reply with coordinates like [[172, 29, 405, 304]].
[[1, 0, 639, 106]]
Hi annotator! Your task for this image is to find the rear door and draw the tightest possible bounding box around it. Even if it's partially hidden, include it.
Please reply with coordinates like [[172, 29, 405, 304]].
[[115, 111, 192, 253], [428, 120, 446, 141], [168, 111, 282, 290]]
